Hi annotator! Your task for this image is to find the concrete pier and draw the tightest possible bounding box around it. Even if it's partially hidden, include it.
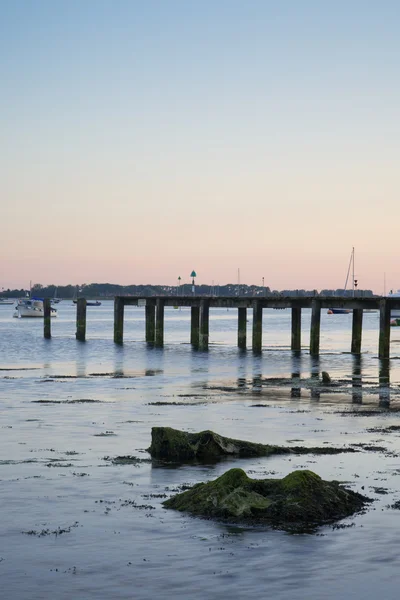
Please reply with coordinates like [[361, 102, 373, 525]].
[[145, 303, 155, 343], [291, 307, 301, 351], [238, 307, 247, 349], [114, 297, 124, 344], [155, 299, 165, 347], [43, 299, 51, 339], [379, 299, 391, 359], [252, 300, 263, 352], [199, 299, 210, 350], [351, 309, 363, 354], [111, 294, 400, 361], [190, 306, 200, 347], [310, 299, 321, 356], [76, 298, 87, 341]]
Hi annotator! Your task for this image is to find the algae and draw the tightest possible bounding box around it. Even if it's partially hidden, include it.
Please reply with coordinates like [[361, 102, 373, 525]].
[[148, 427, 357, 463], [163, 468, 371, 532]]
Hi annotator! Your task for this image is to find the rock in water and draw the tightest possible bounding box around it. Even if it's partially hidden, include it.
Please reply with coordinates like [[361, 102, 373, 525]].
[[163, 468, 370, 532], [148, 427, 356, 462], [322, 371, 332, 384]]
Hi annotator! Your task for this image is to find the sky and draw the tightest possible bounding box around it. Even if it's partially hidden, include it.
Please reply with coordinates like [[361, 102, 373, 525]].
[[1, 1, 399, 293]]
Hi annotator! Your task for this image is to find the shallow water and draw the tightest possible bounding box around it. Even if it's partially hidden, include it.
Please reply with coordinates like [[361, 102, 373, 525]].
[[2, 301, 400, 599]]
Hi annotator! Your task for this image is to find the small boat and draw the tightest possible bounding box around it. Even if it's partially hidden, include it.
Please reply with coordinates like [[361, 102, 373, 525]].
[[14, 297, 57, 318], [0, 298, 14, 305], [52, 287, 61, 304], [390, 318, 400, 327], [73, 299, 101, 306], [328, 247, 356, 315]]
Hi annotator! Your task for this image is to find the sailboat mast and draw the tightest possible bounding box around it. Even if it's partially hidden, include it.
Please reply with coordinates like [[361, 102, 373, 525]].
[[352, 247, 355, 297]]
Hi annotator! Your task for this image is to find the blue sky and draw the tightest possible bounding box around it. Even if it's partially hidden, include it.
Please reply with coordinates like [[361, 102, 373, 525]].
[[1, 1, 399, 291]]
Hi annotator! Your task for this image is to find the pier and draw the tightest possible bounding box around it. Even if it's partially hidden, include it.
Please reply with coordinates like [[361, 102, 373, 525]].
[[106, 295, 400, 359]]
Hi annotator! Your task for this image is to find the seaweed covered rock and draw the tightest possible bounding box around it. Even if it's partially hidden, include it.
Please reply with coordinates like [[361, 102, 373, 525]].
[[148, 427, 290, 461], [163, 468, 370, 532], [148, 427, 356, 462]]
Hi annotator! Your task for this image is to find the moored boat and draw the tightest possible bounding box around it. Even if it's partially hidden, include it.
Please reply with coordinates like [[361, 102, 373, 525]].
[[14, 297, 57, 318]]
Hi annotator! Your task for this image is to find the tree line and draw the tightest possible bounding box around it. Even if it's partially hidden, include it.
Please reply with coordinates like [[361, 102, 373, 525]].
[[0, 282, 376, 299]]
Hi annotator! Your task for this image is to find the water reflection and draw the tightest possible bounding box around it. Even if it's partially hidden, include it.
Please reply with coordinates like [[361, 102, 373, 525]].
[[352, 355, 363, 404], [379, 359, 390, 406], [310, 356, 320, 400], [291, 351, 301, 398]]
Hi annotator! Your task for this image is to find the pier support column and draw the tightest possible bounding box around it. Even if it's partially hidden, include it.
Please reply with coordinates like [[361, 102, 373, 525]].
[[238, 307, 247, 349], [379, 299, 391, 359], [155, 298, 165, 347], [76, 298, 87, 341], [291, 307, 301, 351], [191, 306, 200, 348], [252, 300, 262, 353], [309, 299, 321, 356], [44, 299, 51, 339], [145, 303, 155, 343], [351, 309, 363, 354], [114, 297, 124, 344], [199, 299, 210, 350]]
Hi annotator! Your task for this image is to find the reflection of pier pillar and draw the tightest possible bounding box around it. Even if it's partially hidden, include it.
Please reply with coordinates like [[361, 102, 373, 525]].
[[379, 299, 391, 359], [351, 309, 363, 354], [352, 355, 362, 403], [291, 307, 301, 351], [44, 298, 51, 339], [379, 358, 390, 406], [114, 297, 124, 344], [76, 298, 87, 342], [238, 307, 247, 349], [199, 299, 210, 350], [190, 306, 200, 347], [155, 299, 165, 347], [252, 300, 262, 353], [145, 303, 155, 343], [310, 299, 321, 356]]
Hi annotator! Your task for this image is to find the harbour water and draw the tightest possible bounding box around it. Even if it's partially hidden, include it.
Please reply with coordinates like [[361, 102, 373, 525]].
[[2, 301, 400, 599]]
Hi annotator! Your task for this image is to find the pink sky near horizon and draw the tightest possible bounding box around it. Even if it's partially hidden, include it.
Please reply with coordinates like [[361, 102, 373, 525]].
[[1, 2, 399, 295]]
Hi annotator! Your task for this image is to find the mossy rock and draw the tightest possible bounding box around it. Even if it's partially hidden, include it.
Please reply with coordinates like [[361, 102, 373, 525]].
[[148, 427, 356, 463], [163, 468, 371, 532]]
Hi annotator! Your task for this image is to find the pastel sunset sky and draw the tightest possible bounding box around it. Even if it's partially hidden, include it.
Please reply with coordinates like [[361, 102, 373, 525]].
[[1, 1, 399, 293]]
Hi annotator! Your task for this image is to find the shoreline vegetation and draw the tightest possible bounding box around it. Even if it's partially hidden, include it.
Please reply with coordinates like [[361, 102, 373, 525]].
[[0, 282, 376, 300]]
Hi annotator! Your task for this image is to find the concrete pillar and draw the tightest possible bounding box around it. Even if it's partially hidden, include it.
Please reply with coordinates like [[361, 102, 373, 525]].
[[114, 297, 124, 344], [379, 299, 391, 359], [291, 307, 301, 351], [351, 309, 363, 354], [155, 298, 165, 347], [145, 303, 155, 343], [238, 307, 247, 349], [76, 297, 87, 341], [252, 300, 262, 352], [199, 299, 210, 350], [309, 299, 321, 356], [190, 306, 200, 347], [43, 298, 51, 339]]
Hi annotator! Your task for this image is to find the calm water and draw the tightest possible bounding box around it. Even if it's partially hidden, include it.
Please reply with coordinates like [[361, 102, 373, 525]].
[[1, 301, 400, 599]]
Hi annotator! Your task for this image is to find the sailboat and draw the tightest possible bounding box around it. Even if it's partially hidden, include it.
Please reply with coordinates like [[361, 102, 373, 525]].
[[327, 248, 355, 314], [51, 287, 61, 304], [72, 285, 101, 306]]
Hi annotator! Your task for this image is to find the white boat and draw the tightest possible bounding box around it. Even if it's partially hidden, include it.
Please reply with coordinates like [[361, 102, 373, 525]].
[[0, 298, 14, 305], [13, 298, 57, 318], [388, 290, 400, 318]]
